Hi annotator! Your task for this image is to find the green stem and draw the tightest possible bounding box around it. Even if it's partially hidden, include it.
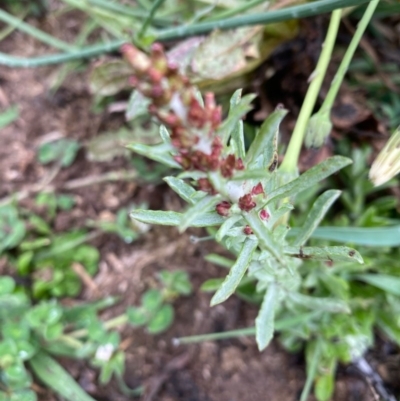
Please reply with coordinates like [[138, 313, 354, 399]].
[[280, 9, 342, 173], [174, 327, 256, 344], [0, 9, 76, 52], [0, 0, 369, 68], [300, 339, 322, 401], [87, 0, 173, 25], [68, 314, 128, 339], [206, 0, 268, 21], [318, 0, 380, 115], [138, 0, 166, 39]]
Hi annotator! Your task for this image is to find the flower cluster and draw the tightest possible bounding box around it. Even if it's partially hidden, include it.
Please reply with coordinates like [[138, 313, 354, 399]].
[[122, 43, 263, 216]]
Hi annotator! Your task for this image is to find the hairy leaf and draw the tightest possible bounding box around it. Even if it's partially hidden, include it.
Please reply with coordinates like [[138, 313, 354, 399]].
[[284, 246, 363, 264], [268, 156, 352, 204], [256, 283, 278, 350], [130, 210, 225, 227], [291, 190, 341, 246], [211, 238, 258, 306]]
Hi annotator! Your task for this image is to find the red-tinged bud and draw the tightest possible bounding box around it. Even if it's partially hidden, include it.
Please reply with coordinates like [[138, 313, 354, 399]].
[[238, 194, 256, 212], [148, 67, 164, 83], [205, 92, 216, 109], [121, 44, 151, 74], [151, 84, 164, 98], [221, 154, 236, 178], [197, 178, 215, 194], [251, 183, 264, 195], [128, 76, 139, 86], [243, 225, 253, 235], [325, 260, 334, 267], [259, 209, 270, 221], [150, 42, 164, 57], [211, 107, 222, 128], [188, 97, 207, 128], [216, 201, 231, 216], [236, 158, 244, 170]]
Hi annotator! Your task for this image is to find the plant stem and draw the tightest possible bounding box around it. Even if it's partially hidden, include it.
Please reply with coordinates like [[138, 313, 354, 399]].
[[138, 0, 167, 39], [0, 9, 76, 52], [87, 0, 172, 24], [280, 9, 342, 173], [0, 0, 370, 68], [318, 0, 380, 115]]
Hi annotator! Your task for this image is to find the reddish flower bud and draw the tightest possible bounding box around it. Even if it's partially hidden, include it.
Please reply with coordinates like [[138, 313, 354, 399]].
[[221, 154, 236, 178], [238, 194, 256, 212], [216, 201, 231, 216], [197, 178, 216, 194], [259, 209, 270, 221], [236, 158, 245, 170], [243, 225, 253, 235], [251, 183, 264, 195]]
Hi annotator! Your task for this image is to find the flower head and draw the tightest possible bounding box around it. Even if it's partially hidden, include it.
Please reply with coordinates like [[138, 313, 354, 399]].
[[369, 127, 400, 186]]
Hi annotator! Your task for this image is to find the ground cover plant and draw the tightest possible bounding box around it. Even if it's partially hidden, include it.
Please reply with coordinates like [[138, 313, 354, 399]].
[[1, 0, 400, 401]]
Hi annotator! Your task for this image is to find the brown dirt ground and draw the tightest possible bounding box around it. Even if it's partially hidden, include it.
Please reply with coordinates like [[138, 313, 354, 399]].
[[0, 6, 396, 401]]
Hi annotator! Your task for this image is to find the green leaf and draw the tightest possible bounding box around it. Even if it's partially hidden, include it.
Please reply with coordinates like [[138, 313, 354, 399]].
[[142, 289, 163, 312], [200, 278, 224, 292], [215, 215, 242, 242], [219, 92, 257, 145], [245, 108, 288, 169], [164, 176, 197, 204], [126, 142, 181, 168], [38, 139, 80, 167], [228, 90, 246, 159], [269, 156, 352, 204], [356, 274, 400, 296], [204, 254, 234, 268], [284, 246, 363, 264], [3, 361, 32, 389], [315, 370, 335, 401], [89, 59, 132, 97], [127, 307, 148, 327], [256, 283, 278, 351], [179, 195, 220, 232], [168, 271, 192, 295], [288, 293, 350, 313], [211, 238, 258, 306], [306, 225, 400, 247], [130, 209, 225, 227], [147, 304, 174, 334], [245, 210, 282, 262], [0, 205, 26, 253], [0, 105, 18, 129], [0, 276, 16, 295], [10, 389, 37, 401], [125, 90, 150, 121], [291, 190, 341, 246], [29, 351, 97, 401]]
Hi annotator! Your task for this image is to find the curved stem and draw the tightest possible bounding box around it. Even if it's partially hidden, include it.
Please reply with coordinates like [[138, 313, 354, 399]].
[[280, 9, 342, 173]]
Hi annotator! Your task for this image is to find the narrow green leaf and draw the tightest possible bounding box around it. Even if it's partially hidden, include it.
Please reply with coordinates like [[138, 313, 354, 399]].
[[356, 274, 400, 296], [147, 304, 174, 334], [126, 142, 181, 168], [269, 156, 352, 204], [204, 254, 235, 268], [215, 214, 242, 241], [29, 351, 96, 401], [159, 125, 170, 142], [245, 210, 283, 262], [200, 278, 224, 292], [256, 282, 278, 351], [130, 209, 225, 227], [291, 190, 341, 246], [164, 177, 197, 204], [0, 105, 18, 129], [305, 225, 400, 247], [125, 90, 150, 121], [211, 238, 258, 306], [288, 292, 350, 313], [219, 92, 256, 145], [245, 108, 288, 168], [284, 246, 363, 264], [179, 196, 220, 232], [229, 90, 246, 159]]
